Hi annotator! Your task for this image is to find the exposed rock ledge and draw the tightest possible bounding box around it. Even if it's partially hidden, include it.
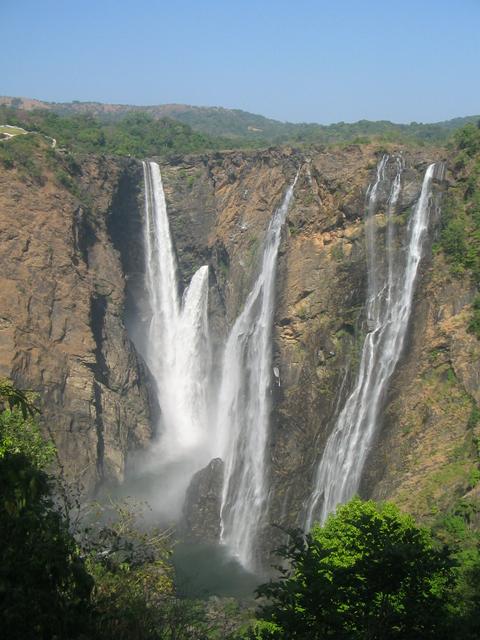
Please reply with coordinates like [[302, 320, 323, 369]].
[[0, 155, 152, 493]]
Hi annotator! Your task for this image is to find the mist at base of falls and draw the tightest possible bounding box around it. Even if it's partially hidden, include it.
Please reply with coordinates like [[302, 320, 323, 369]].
[[118, 458, 203, 523]]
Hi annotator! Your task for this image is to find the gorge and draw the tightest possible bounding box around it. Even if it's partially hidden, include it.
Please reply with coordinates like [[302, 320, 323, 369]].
[[1, 135, 479, 576]]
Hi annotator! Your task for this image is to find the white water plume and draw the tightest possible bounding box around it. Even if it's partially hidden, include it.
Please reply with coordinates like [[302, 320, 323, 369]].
[[138, 161, 211, 515], [216, 176, 298, 571], [305, 159, 437, 530]]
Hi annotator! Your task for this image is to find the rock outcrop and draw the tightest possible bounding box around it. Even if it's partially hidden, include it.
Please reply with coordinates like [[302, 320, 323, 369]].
[[0, 151, 152, 493], [181, 458, 224, 542]]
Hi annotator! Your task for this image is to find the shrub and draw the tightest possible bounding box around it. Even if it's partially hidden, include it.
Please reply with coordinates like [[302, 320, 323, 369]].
[[468, 294, 480, 339], [0, 385, 93, 639], [250, 499, 457, 639]]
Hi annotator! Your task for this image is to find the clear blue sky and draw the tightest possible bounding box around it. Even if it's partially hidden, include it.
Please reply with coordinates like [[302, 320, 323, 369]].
[[1, 0, 478, 124]]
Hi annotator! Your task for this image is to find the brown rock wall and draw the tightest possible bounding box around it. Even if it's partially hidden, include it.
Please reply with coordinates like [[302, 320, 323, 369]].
[[0, 154, 151, 493]]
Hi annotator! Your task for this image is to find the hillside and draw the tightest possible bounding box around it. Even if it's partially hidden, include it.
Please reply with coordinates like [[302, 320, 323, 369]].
[[0, 105, 242, 159], [1, 95, 478, 146]]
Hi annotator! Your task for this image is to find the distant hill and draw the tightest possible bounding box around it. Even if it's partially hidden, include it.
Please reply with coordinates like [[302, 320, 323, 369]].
[[1, 95, 478, 146]]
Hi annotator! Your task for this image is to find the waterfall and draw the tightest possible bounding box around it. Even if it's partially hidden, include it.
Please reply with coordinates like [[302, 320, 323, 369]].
[[216, 176, 297, 571], [305, 159, 437, 530], [140, 161, 211, 513]]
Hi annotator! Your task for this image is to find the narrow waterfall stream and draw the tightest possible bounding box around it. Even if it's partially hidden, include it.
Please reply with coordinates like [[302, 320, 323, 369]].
[[138, 161, 211, 517], [305, 159, 437, 530], [216, 176, 298, 571]]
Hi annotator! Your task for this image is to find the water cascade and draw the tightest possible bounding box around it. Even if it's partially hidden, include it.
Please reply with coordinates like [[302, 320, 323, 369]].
[[305, 159, 437, 529], [140, 161, 211, 515], [216, 176, 298, 571]]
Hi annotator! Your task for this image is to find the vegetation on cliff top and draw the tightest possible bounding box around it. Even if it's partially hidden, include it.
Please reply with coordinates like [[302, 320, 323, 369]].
[[0, 105, 248, 159], [2, 96, 478, 146], [1, 103, 477, 166], [440, 123, 480, 282], [437, 121, 480, 337], [166, 109, 480, 146]]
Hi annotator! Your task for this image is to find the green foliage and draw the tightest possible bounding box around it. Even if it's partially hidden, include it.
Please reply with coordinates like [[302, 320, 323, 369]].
[[0, 390, 93, 638], [82, 499, 175, 640], [455, 123, 480, 157], [440, 122, 480, 287], [240, 620, 283, 639], [55, 168, 75, 189], [151, 111, 480, 147], [50, 102, 478, 146], [75, 498, 243, 640], [467, 294, 480, 338], [0, 132, 46, 183], [0, 377, 40, 418], [0, 455, 94, 639], [0, 409, 55, 469], [3, 104, 479, 161], [432, 497, 480, 639], [0, 379, 53, 468], [250, 499, 457, 639], [0, 105, 236, 158]]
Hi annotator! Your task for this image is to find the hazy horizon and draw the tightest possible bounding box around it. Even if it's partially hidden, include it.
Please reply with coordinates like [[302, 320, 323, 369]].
[[2, 93, 479, 128]]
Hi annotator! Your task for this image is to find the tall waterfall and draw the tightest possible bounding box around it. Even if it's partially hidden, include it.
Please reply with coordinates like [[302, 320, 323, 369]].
[[305, 159, 437, 530], [216, 177, 297, 571], [140, 161, 211, 513]]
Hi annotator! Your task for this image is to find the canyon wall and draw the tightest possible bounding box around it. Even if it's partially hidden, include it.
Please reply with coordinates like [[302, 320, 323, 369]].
[[0, 153, 151, 493], [1, 142, 478, 541]]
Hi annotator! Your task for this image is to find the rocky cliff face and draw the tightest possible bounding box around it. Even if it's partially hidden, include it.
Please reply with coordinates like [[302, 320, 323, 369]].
[[1, 140, 478, 546], [0, 151, 152, 493], [365, 250, 480, 517], [155, 144, 476, 548], [267, 150, 447, 535]]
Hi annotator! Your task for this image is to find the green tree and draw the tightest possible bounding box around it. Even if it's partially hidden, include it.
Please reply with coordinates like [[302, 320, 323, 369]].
[[0, 382, 93, 639], [83, 498, 176, 640], [250, 499, 456, 640]]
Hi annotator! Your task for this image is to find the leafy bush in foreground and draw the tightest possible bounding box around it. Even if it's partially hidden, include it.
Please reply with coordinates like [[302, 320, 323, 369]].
[[0, 382, 93, 639], [246, 499, 459, 639]]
